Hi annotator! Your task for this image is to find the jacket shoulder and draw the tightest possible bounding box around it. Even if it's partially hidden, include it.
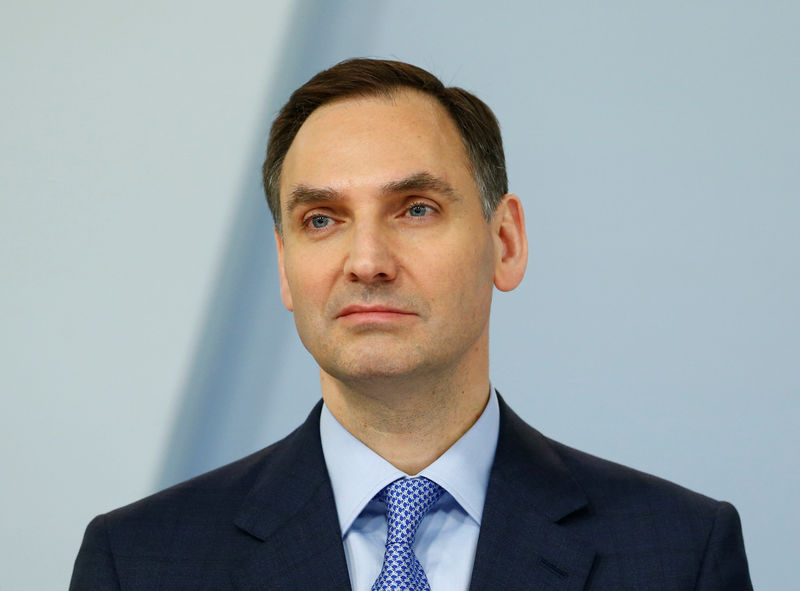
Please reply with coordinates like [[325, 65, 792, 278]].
[[547, 436, 722, 515], [106, 427, 295, 526], [84, 411, 321, 557], [546, 437, 752, 588]]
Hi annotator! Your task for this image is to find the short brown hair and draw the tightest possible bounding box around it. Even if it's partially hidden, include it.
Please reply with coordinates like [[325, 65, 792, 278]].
[[263, 58, 508, 231]]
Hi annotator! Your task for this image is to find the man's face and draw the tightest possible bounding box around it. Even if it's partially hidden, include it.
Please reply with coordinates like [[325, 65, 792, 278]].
[[276, 91, 501, 386]]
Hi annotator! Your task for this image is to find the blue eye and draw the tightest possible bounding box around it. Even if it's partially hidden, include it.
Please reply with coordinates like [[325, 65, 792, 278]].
[[309, 215, 331, 229], [408, 204, 430, 217]]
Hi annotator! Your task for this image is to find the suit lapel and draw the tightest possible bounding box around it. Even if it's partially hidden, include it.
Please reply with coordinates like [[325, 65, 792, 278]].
[[231, 402, 351, 591], [226, 396, 595, 590], [469, 397, 596, 591]]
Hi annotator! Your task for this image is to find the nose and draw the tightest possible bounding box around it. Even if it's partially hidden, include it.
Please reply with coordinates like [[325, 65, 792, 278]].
[[342, 221, 397, 284]]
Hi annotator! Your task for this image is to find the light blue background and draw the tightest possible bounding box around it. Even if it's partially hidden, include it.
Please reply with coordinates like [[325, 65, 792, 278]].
[[2, 1, 797, 589]]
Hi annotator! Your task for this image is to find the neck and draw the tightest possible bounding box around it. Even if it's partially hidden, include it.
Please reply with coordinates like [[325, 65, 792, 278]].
[[320, 350, 490, 475]]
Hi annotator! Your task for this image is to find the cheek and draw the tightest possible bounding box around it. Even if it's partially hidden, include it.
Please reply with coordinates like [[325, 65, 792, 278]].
[[284, 266, 327, 352], [428, 240, 494, 310], [283, 250, 340, 320], [284, 259, 317, 309]]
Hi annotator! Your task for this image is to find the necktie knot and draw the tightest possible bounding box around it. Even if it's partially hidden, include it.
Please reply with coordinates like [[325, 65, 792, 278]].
[[378, 477, 444, 546], [371, 477, 444, 591]]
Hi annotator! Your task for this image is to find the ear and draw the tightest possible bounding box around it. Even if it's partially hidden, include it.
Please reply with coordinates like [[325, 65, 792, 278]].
[[274, 227, 294, 311], [491, 194, 528, 292]]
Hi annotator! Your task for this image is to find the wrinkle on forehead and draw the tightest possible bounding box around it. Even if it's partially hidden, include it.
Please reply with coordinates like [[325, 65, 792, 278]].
[[280, 91, 478, 220]]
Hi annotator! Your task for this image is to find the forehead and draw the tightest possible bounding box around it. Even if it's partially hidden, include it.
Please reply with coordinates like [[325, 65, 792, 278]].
[[279, 90, 474, 201]]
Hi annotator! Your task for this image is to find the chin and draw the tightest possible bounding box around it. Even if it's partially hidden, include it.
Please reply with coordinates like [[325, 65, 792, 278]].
[[328, 359, 415, 383], [320, 348, 432, 385]]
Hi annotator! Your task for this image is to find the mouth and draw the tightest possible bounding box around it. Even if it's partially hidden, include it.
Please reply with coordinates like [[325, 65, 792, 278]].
[[336, 304, 417, 322]]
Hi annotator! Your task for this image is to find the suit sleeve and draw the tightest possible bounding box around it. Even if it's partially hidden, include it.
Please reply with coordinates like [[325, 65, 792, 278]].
[[69, 514, 121, 591], [693, 501, 753, 591]]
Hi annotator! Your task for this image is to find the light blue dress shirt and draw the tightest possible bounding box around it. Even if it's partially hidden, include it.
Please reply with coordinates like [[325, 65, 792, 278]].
[[319, 389, 500, 591]]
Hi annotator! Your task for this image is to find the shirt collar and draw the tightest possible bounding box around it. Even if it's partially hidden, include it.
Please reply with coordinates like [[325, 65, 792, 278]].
[[319, 387, 500, 536]]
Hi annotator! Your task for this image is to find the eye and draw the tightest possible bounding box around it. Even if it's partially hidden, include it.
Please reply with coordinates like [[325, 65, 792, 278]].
[[306, 214, 333, 229], [407, 203, 433, 217]]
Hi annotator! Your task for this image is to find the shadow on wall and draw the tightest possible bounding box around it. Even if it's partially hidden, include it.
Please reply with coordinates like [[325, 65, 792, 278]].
[[157, 0, 384, 488]]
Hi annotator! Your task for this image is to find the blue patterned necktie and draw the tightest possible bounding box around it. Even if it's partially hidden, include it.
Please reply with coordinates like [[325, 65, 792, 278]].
[[371, 476, 445, 591]]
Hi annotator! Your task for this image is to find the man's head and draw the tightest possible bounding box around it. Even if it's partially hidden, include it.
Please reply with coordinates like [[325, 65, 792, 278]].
[[267, 59, 527, 393], [263, 58, 508, 233]]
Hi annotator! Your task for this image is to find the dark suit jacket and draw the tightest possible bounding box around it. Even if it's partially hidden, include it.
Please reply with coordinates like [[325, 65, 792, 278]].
[[70, 397, 752, 590]]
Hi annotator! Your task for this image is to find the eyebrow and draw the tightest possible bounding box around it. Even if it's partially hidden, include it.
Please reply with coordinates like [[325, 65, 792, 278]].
[[285, 171, 461, 216], [380, 172, 461, 202], [285, 185, 340, 216]]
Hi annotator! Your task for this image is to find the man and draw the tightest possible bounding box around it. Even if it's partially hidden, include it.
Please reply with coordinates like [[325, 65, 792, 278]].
[[71, 59, 752, 590]]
